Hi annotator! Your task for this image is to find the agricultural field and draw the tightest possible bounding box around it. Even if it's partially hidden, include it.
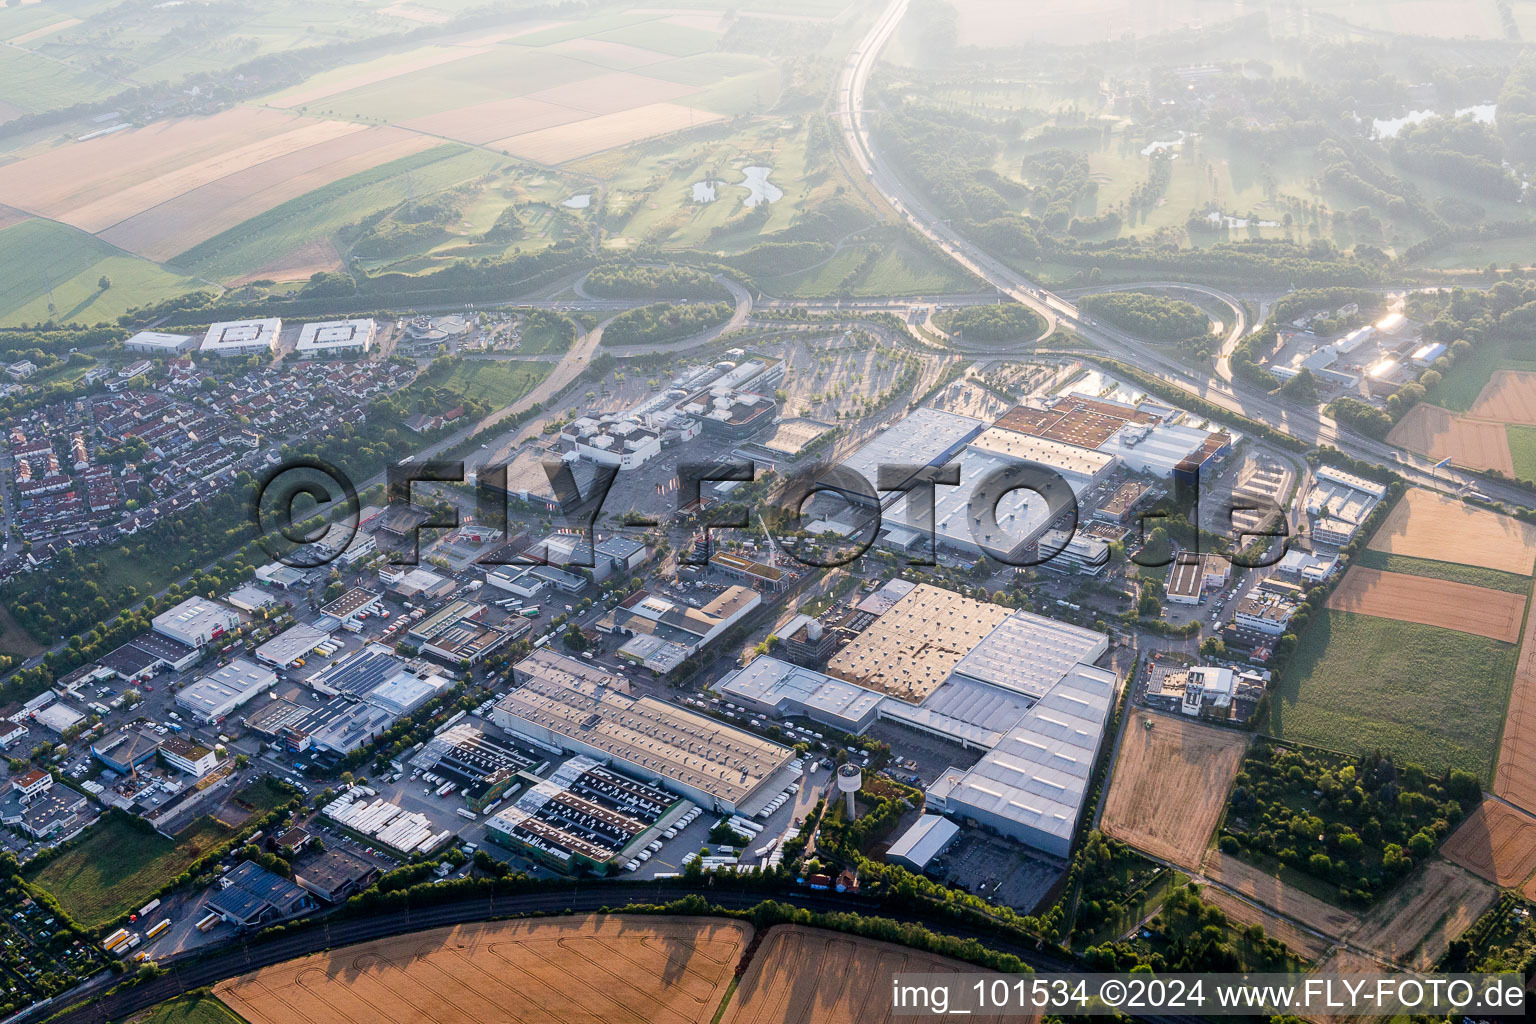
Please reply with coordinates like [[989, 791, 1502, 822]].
[[1495, 599, 1536, 814], [26, 812, 234, 930], [120, 995, 247, 1024], [1386, 403, 1513, 476], [217, 916, 750, 1024], [1440, 799, 1536, 897], [1366, 488, 1536, 576], [0, 219, 203, 328], [1201, 851, 1360, 939], [1271, 610, 1517, 781], [1354, 548, 1533, 594], [1324, 566, 1527, 643], [722, 925, 1020, 1024], [169, 145, 510, 283], [1432, 342, 1536, 414], [1100, 712, 1247, 870], [1347, 859, 1498, 971]]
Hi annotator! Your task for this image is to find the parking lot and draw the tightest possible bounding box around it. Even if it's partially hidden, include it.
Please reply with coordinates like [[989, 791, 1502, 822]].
[[932, 831, 1066, 914]]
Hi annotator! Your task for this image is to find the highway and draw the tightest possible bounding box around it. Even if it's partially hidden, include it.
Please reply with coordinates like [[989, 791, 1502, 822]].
[[27, 882, 1203, 1024], [837, 0, 1535, 509]]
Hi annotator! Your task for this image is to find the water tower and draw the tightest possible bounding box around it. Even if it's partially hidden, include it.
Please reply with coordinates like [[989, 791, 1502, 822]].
[[836, 763, 863, 819]]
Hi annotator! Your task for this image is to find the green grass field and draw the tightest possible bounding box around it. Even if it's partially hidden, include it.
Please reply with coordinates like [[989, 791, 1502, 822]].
[[0, 219, 203, 327], [1354, 548, 1535, 594], [27, 813, 234, 930], [764, 241, 976, 298], [171, 145, 509, 282], [1430, 340, 1536, 413], [1507, 424, 1536, 482], [0, 47, 118, 114], [418, 358, 553, 406], [518, 322, 572, 355], [122, 995, 247, 1024], [1268, 610, 1518, 782]]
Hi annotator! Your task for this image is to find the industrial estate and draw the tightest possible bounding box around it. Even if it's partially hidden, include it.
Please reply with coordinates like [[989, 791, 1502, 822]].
[[1, 0, 1535, 1022]]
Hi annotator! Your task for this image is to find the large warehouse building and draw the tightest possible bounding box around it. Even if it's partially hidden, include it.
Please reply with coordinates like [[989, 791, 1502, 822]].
[[295, 319, 376, 354], [200, 318, 281, 357], [152, 596, 239, 649], [177, 658, 277, 723], [492, 650, 795, 813], [714, 583, 1115, 858]]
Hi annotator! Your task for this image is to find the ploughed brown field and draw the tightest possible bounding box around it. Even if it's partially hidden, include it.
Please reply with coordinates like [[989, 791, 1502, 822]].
[[1324, 566, 1526, 642], [721, 925, 1025, 1024], [1101, 713, 1247, 869], [1387, 403, 1513, 476], [1201, 852, 1360, 939], [1439, 798, 1536, 891], [1366, 487, 1536, 575], [1346, 858, 1497, 970], [215, 916, 748, 1024]]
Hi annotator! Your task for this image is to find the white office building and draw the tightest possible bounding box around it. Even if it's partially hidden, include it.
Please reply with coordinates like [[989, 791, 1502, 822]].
[[200, 318, 281, 357], [296, 319, 376, 355]]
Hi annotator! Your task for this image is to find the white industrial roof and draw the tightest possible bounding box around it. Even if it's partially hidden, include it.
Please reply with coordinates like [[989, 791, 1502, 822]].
[[949, 610, 1108, 699], [932, 663, 1116, 845], [886, 813, 960, 869], [883, 446, 1090, 559], [838, 407, 983, 494], [1096, 421, 1211, 476], [177, 658, 276, 717], [124, 330, 193, 350], [200, 318, 281, 353], [715, 656, 885, 731], [296, 319, 375, 352]]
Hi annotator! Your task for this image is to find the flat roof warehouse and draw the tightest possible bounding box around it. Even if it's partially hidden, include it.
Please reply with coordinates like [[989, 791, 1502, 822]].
[[714, 583, 1115, 858], [492, 649, 794, 813]]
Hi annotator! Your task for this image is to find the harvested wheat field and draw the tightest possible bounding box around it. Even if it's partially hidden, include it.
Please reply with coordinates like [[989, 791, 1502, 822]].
[[216, 915, 748, 1024], [1495, 598, 1536, 813], [1325, 567, 1526, 642], [1469, 371, 1536, 426], [1347, 859, 1497, 970], [0, 109, 353, 227], [1367, 487, 1536, 574], [491, 101, 723, 164], [1199, 887, 1331, 962], [1101, 714, 1247, 869], [1387, 403, 1513, 475], [1201, 852, 1359, 939], [1306, 948, 1398, 1024], [1439, 798, 1536, 889], [721, 925, 1022, 1024], [97, 127, 436, 260]]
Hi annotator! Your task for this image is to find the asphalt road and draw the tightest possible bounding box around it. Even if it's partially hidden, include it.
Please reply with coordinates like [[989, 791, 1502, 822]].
[[836, 0, 1536, 511]]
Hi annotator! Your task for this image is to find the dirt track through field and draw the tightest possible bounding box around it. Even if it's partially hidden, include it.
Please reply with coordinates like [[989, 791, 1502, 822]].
[[1440, 798, 1536, 890], [1201, 852, 1359, 939], [1199, 887, 1331, 962], [1347, 859, 1496, 970], [1325, 566, 1526, 642], [1367, 487, 1536, 574], [1469, 370, 1536, 426], [1496, 593, 1536, 813], [217, 915, 748, 1024], [1101, 714, 1247, 869], [1387, 403, 1513, 475]]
